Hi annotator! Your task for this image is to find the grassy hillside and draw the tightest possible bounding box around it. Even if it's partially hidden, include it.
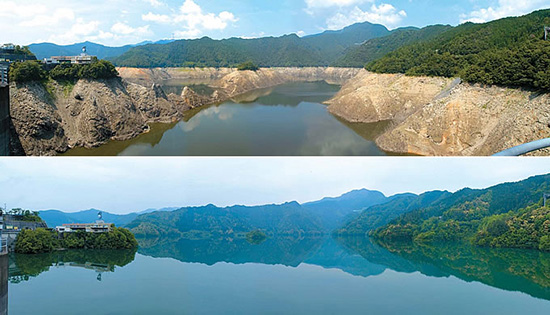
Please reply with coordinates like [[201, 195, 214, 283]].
[[112, 22, 390, 67], [333, 25, 453, 67], [372, 174, 550, 251], [366, 9, 550, 91]]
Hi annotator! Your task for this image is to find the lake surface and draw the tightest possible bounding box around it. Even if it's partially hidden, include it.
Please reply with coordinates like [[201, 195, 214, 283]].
[[64, 82, 393, 156], [7, 237, 550, 314]]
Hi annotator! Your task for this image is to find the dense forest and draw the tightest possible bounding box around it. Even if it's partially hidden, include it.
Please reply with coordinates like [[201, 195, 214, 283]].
[[336, 191, 450, 236], [333, 25, 453, 67], [111, 22, 390, 67], [369, 174, 550, 251], [367, 9, 550, 91], [126, 189, 400, 237]]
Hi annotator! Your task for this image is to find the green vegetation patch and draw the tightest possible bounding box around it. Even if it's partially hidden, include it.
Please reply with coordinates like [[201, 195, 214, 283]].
[[9, 59, 119, 83], [237, 61, 259, 71], [246, 230, 267, 244], [15, 226, 138, 254]]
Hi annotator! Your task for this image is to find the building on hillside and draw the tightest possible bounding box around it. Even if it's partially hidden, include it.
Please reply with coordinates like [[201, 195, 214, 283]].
[[43, 46, 95, 65], [56, 222, 112, 233], [55, 211, 112, 233]]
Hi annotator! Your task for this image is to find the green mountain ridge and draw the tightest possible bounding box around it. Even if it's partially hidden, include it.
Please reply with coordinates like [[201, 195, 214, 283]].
[[370, 174, 550, 250], [111, 21, 390, 67], [366, 9, 550, 91], [334, 24, 453, 67]]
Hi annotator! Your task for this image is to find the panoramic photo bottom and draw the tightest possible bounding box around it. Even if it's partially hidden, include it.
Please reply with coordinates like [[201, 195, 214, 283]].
[[1, 157, 550, 314]]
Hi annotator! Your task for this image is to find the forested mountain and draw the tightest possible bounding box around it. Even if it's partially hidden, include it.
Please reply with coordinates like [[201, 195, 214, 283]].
[[333, 25, 453, 67], [302, 189, 392, 229], [126, 202, 325, 237], [111, 21, 390, 67], [337, 191, 450, 235], [371, 173, 550, 251], [126, 188, 403, 236], [367, 9, 550, 91], [39, 209, 139, 228]]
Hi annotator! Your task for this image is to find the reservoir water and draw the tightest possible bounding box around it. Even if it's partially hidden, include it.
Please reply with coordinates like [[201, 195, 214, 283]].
[[64, 82, 393, 156], [7, 237, 550, 314]]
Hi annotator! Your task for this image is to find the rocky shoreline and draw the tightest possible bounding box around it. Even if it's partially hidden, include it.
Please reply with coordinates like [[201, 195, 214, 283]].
[[9, 67, 549, 156], [327, 70, 550, 156], [9, 67, 360, 155]]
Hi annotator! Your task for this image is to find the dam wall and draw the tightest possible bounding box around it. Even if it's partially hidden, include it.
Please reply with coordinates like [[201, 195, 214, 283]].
[[0, 85, 8, 156]]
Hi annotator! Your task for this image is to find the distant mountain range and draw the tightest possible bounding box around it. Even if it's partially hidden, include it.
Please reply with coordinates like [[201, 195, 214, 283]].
[[28, 39, 174, 60], [38, 206, 178, 228]]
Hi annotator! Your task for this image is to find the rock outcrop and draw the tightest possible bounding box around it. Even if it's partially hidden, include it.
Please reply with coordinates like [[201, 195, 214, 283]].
[[10, 78, 189, 155], [327, 71, 454, 123], [376, 84, 550, 156], [327, 70, 550, 156]]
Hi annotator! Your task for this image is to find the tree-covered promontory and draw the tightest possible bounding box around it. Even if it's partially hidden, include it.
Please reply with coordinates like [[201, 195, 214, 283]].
[[15, 226, 138, 254]]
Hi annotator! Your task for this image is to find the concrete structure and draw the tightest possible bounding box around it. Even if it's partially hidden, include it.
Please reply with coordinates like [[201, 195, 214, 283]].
[[0, 85, 9, 156], [0, 253, 7, 315], [0, 214, 49, 251]]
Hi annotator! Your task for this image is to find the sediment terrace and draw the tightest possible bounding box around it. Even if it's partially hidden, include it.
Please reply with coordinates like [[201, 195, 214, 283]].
[[8, 67, 550, 156]]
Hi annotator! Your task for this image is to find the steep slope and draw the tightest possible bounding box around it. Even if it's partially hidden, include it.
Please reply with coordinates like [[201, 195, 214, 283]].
[[337, 191, 450, 235], [112, 22, 390, 67], [9, 78, 192, 155], [373, 174, 550, 245], [333, 25, 453, 67]]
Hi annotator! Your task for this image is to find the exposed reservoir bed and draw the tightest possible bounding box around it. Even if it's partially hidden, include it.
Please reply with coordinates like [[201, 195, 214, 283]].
[[63, 81, 393, 156]]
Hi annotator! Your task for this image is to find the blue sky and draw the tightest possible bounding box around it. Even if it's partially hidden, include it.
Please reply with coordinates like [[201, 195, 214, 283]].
[[1, 0, 549, 46], [0, 157, 549, 214]]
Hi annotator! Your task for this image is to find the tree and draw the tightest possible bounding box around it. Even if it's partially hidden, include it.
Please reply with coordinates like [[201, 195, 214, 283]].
[[15, 229, 57, 254], [237, 61, 259, 71], [8, 61, 46, 82]]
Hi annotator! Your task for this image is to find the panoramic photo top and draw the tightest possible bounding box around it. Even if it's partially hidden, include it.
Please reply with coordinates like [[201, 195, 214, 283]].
[[1, 0, 549, 156]]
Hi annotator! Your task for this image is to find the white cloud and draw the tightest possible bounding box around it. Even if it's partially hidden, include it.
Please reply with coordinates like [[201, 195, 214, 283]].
[[111, 22, 152, 36], [142, 12, 171, 24], [326, 3, 406, 29], [142, 0, 238, 39], [145, 0, 164, 7], [460, 0, 550, 23]]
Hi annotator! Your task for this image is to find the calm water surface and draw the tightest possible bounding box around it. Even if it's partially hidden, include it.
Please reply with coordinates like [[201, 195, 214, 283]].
[[64, 82, 392, 156], [7, 237, 550, 314]]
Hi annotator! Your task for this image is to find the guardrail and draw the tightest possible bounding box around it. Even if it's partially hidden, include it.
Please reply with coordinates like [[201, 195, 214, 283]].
[[493, 138, 550, 156]]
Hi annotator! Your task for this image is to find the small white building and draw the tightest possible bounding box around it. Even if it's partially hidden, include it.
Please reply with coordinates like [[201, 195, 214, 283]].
[[43, 47, 95, 65]]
